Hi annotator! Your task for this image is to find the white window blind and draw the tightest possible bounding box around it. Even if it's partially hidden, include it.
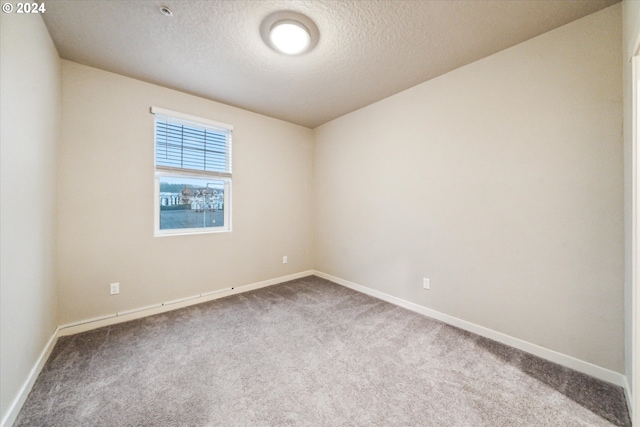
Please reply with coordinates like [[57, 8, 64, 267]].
[[151, 107, 232, 177]]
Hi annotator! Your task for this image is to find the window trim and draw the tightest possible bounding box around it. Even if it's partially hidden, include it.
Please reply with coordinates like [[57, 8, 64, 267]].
[[151, 107, 233, 237]]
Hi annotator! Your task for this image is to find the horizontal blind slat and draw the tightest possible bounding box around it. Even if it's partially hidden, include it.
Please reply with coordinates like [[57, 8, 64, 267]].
[[155, 115, 232, 175]]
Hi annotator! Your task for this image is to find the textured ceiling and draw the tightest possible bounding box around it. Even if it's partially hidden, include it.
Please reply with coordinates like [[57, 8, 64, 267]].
[[42, 0, 619, 129]]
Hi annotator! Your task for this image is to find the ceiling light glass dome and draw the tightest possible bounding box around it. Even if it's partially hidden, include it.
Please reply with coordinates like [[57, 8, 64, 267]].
[[270, 20, 311, 55], [260, 11, 319, 56]]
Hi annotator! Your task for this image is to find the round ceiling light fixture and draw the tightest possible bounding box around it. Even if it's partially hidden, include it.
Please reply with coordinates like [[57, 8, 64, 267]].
[[260, 11, 319, 55], [270, 20, 310, 55], [160, 6, 173, 17]]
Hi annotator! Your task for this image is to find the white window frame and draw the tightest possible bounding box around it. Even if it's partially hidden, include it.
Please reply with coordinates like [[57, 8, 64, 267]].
[[151, 107, 233, 236]]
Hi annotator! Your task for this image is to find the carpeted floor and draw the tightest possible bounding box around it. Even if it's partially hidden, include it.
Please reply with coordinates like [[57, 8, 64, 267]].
[[15, 275, 630, 426]]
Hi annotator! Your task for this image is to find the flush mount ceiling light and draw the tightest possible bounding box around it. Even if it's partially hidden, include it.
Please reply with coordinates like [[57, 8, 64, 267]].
[[270, 20, 310, 54], [160, 6, 173, 17], [260, 11, 319, 55]]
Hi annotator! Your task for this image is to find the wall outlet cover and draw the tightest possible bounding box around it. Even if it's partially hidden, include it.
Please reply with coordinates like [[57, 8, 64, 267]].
[[110, 282, 120, 295]]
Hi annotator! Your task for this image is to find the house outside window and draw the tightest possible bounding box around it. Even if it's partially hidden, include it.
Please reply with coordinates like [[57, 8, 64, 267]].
[[152, 107, 232, 236]]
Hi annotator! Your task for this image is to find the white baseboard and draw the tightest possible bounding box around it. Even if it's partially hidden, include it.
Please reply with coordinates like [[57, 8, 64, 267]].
[[623, 375, 633, 422], [59, 270, 315, 336], [3, 270, 627, 427], [1, 327, 60, 427], [313, 270, 628, 388], [1, 270, 314, 427]]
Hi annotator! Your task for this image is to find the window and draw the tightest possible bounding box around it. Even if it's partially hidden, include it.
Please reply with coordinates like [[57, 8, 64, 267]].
[[152, 107, 232, 235]]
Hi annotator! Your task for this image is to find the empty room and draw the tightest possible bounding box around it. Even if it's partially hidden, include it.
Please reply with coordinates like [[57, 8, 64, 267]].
[[2, 0, 639, 426]]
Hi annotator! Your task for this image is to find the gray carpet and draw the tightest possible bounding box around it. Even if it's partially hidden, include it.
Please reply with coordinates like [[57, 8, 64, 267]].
[[15, 276, 630, 426]]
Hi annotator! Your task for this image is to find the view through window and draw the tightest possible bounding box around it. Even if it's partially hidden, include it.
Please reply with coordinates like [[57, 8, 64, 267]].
[[152, 107, 232, 235]]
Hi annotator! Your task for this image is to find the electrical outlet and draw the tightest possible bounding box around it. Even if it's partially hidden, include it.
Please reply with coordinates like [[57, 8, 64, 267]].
[[423, 278, 430, 290], [110, 282, 120, 295], [282, 256, 288, 264]]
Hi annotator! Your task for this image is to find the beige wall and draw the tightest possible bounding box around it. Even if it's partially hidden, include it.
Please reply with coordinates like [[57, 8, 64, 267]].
[[624, 0, 640, 60], [0, 14, 60, 420], [314, 5, 624, 372], [57, 61, 314, 324], [623, 0, 640, 409]]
